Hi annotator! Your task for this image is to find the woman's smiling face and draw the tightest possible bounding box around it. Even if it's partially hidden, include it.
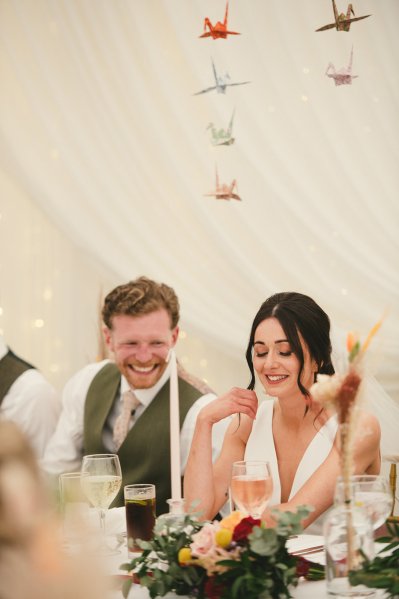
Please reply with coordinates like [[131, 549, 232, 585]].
[[252, 317, 317, 400]]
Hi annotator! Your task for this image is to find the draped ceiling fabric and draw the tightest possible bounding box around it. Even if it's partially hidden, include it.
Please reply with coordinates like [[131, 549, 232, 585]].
[[0, 1, 398, 400]]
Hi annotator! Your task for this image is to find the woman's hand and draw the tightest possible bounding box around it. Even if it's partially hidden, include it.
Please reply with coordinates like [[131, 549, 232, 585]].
[[198, 387, 258, 425]]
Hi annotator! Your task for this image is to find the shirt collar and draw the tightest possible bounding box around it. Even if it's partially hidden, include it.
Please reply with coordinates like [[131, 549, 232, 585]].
[[120, 360, 172, 407]]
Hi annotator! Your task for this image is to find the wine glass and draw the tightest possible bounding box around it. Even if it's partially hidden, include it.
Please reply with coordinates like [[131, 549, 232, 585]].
[[230, 460, 273, 519], [334, 474, 393, 530], [81, 453, 122, 555]]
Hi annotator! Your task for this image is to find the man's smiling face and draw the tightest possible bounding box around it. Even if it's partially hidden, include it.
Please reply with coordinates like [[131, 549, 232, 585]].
[[104, 309, 179, 390]]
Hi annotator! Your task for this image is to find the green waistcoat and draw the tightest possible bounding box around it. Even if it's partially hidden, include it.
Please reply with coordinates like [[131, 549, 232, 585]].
[[0, 350, 35, 406], [83, 362, 202, 515]]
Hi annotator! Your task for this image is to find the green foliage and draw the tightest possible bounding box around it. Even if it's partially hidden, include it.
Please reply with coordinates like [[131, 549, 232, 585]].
[[213, 510, 310, 599], [349, 520, 399, 598], [121, 513, 207, 598], [120, 507, 312, 599], [348, 341, 361, 363]]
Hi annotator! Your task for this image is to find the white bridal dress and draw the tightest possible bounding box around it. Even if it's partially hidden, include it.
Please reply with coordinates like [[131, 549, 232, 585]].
[[244, 397, 338, 534], [243, 373, 399, 529]]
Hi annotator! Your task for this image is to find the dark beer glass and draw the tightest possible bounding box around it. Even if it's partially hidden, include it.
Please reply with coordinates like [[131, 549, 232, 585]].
[[124, 483, 156, 557]]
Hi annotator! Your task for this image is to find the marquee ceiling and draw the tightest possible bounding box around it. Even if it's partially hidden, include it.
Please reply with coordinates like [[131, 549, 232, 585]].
[[0, 0, 398, 397]]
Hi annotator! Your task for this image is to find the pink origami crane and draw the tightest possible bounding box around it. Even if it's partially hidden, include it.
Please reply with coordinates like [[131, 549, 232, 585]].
[[199, 1, 240, 40], [326, 46, 358, 85]]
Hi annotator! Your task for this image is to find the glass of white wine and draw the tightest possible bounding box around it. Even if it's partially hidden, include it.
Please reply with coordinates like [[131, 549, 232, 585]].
[[81, 453, 122, 555], [334, 474, 393, 530], [230, 460, 273, 519]]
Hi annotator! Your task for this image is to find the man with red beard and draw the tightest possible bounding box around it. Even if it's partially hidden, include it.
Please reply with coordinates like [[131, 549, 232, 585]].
[[42, 276, 228, 515]]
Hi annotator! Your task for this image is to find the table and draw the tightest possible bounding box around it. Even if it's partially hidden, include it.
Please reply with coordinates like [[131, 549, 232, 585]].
[[110, 579, 387, 599], [104, 508, 387, 599]]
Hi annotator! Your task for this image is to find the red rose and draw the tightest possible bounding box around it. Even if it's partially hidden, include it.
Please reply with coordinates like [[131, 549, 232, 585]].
[[232, 516, 261, 542], [295, 556, 325, 581], [204, 577, 225, 599], [296, 556, 310, 578]]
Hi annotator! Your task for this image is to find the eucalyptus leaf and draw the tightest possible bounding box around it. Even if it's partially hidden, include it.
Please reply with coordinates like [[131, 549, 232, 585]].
[[249, 527, 279, 556], [121, 578, 132, 599]]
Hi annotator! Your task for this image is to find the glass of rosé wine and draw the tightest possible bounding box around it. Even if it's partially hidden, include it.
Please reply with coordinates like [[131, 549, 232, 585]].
[[230, 460, 273, 519]]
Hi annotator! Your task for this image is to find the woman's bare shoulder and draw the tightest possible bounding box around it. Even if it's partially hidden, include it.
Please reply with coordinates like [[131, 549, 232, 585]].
[[357, 409, 381, 430], [355, 409, 381, 442]]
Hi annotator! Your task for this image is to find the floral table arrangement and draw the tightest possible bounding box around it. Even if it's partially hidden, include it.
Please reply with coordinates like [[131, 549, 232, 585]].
[[310, 321, 382, 572], [120, 506, 317, 599], [349, 519, 399, 598], [309, 318, 391, 599]]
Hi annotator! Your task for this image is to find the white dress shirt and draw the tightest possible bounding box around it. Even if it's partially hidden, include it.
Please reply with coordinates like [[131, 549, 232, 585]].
[[0, 337, 61, 458], [41, 359, 230, 475]]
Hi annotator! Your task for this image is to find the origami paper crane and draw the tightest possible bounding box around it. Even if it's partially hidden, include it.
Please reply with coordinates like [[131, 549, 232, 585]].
[[194, 58, 250, 96], [199, 1, 240, 39], [326, 46, 358, 85], [207, 110, 235, 146], [204, 166, 241, 201], [316, 1, 371, 32]]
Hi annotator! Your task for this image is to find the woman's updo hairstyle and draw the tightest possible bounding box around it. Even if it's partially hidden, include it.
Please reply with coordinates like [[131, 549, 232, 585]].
[[245, 292, 335, 396]]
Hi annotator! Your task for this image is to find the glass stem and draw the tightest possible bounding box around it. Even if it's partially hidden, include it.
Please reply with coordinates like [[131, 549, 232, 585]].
[[99, 509, 106, 543]]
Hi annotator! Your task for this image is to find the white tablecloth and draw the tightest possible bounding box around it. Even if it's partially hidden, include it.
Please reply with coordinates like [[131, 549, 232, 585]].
[[111, 580, 387, 599]]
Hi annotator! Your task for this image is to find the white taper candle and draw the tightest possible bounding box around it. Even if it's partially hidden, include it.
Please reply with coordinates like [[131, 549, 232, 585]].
[[169, 349, 181, 501]]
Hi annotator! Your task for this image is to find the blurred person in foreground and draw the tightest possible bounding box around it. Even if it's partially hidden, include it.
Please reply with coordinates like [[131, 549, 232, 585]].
[[184, 292, 381, 532], [0, 335, 60, 458], [0, 420, 107, 599], [42, 276, 229, 514]]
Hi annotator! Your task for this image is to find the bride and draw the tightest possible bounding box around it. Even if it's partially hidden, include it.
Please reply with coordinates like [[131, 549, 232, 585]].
[[184, 292, 381, 529]]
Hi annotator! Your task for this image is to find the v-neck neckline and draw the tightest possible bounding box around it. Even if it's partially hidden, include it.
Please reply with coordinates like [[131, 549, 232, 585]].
[[269, 399, 338, 502]]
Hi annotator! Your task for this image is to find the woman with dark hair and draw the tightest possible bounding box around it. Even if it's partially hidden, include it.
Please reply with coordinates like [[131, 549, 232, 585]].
[[184, 292, 381, 529]]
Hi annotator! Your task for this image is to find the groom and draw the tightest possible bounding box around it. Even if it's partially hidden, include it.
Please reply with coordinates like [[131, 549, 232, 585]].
[[42, 276, 228, 514]]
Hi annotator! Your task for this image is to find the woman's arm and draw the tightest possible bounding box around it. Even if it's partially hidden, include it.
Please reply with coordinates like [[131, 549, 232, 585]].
[[184, 387, 257, 520], [264, 412, 381, 528]]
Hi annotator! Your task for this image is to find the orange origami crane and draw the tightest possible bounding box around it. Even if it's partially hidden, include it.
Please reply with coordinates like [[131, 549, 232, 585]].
[[199, 1, 240, 40], [316, 0, 371, 32], [204, 166, 241, 201]]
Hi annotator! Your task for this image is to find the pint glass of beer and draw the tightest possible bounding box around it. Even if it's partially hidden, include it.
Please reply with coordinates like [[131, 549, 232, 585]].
[[124, 483, 156, 557]]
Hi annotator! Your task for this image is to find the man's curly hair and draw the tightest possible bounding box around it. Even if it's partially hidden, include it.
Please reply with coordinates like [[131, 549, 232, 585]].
[[102, 276, 180, 329]]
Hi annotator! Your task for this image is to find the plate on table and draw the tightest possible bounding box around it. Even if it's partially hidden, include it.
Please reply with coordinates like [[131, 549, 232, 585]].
[[287, 534, 325, 565]]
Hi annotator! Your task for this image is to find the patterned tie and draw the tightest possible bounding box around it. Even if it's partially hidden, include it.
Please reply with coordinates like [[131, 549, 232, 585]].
[[113, 389, 141, 451]]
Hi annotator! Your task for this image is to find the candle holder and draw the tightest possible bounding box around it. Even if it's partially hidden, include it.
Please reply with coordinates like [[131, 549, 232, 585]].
[[324, 504, 375, 597], [158, 498, 186, 529]]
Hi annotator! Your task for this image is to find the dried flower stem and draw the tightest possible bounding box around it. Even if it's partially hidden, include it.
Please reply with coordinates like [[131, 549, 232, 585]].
[[340, 421, 356, 569], [359, 318, 383, 355], [337, 368, 362, 570]]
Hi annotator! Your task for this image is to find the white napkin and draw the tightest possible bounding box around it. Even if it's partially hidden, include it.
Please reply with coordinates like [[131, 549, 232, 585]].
[[104, 507, 126, 536]]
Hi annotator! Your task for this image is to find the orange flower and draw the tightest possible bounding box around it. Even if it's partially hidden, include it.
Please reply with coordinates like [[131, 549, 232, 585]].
[[346, 331, 358, 353], [219, 510, 244, 532]]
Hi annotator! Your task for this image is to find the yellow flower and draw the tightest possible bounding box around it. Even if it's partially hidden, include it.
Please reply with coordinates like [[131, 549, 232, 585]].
[[215, 528, 232, 548], [219, 510, 244, 531], [178, 547, 192, 564]]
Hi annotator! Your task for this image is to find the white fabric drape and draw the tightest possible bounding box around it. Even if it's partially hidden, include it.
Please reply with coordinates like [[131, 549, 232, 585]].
[[0, 1, 398, 401]]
